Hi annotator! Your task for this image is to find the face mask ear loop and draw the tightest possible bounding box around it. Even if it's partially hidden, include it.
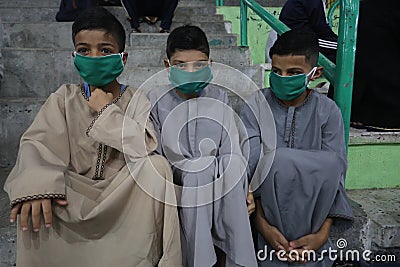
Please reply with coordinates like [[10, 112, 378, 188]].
[[167, 59, 172, 68], [306, 67, 318, 86]]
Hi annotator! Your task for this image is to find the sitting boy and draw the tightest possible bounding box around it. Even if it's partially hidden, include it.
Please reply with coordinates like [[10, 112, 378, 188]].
[[240, 29, 353, 266], [147, 25, 257, 267], [4, 7, 181, 267]]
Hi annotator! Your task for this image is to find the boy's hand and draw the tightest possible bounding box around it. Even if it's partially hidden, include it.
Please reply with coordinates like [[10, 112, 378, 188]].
[[287, 218, 333, 263], [254, 199, 290, 261], [88, 88, 114, 112], [246, 189, 255, 215], [285, 232, 327, 263], [10, 198, 68, 232], [260, 222, 291, 261]]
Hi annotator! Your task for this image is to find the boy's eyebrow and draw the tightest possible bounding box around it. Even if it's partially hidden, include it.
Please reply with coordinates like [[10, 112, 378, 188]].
[[98, 42, 116, 47], [171, 59, 209, 64], [287, 67, 305, 72], [75, 42, 89, 47], [74, 42, 116, 47]]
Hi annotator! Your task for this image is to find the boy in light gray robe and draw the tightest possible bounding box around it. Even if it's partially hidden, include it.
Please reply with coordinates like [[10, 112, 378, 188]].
[[147, 26, 257, 267], [240, 29, 353, 267]]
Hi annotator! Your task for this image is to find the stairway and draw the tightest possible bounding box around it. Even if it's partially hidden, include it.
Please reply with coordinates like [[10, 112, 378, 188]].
[[0, 1, 264, 265], [0, 0, 266, 169]]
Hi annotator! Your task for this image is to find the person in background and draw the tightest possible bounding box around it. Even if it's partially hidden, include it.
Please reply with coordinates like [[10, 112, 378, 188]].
[[266, 0, 337, 98], [122, 0, 179, 33]]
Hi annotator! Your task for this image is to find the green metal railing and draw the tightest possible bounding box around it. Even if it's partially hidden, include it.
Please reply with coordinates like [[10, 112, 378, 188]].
[[218, 0, 359, 148], [216, 0, 224, 6]]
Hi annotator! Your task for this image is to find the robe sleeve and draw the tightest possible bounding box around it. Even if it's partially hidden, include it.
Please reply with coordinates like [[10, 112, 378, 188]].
[[217, 92, 249, 193], [239, 92, 262, 181], [322, 106, 347, 166], [4, 90, 69, 207], [86, 89, 158, 161], [322, 104, 354, 223], [149, 104, 164, 156]]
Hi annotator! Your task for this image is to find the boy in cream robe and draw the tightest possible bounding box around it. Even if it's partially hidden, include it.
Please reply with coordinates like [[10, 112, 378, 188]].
[[3, 7, 181, 267]]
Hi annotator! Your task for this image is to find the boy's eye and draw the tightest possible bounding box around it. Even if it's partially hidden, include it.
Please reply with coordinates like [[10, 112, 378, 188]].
[[194, 61, 208, 69], [173, 61, 209, 70], [272, 69, 281, 75], [288, 71, 303, 76], [101, 48, 113, 54], [175, 63, 186, 69], [76, 47, 89, 55]]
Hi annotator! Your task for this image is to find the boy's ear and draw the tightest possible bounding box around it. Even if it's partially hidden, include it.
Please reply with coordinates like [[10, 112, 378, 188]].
[[209, 58, 213, 66], [311, 66, 323, 81], [122, 52, 128, 66], [164, 58, 170, 69]]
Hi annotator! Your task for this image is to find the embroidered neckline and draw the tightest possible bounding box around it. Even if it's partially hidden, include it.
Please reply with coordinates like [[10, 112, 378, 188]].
[[80, 83, 127, 102], [270, 88, 314, 110]]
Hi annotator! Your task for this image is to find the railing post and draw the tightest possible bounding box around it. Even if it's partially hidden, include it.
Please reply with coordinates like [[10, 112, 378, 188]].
[[240, 0, 248, 46], [216, 0, 224, 6], [334, 0, 360, 148]]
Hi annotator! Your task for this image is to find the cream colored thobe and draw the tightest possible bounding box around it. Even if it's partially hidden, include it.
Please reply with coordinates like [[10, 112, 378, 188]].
[[4, 84, 182, 267]]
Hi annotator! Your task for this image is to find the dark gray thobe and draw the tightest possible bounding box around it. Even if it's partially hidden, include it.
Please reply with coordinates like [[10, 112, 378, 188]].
[[240, 89, 354, 267], [147, 85, 258, 267]]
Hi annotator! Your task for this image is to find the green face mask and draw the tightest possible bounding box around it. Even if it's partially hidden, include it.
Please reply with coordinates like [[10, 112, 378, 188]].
[[73, 52, 125, 87], [168, 64, 213, 94], [269, 67, 317, 101]]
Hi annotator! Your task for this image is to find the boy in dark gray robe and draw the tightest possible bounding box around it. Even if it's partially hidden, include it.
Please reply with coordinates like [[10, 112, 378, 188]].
[[147, 25, 257, 267], [240, 29, 353, 267]]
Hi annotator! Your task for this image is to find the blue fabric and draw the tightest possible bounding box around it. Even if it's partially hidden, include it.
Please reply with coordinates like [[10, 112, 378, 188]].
[[83, 82, 126, 99]]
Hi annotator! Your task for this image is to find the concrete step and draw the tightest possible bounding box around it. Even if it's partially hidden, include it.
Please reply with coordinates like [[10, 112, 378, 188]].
[[0, 0, 286, 8], [0, 168, 16, 266], [175, 0, 216, 6], [0, 0, 58, 8], [3, 21, 235, 48], [124, 20, 230, 34], [0, 0, 217, 8], [333, 189, 400, 263], [219, 0, 286, 6], [129, 33, 237, 48], [0, 99, 45, 168], [0, 46, 251, 97], [0, 6, 218, 23], [346, 189, 400, 249], [3, 22, 233, 49]]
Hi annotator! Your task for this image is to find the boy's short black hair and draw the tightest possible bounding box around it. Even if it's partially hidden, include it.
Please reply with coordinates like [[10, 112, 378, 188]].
[[269, 29, 319, 67], [72, 7, 126, 52], [166, 25, 210, 59]]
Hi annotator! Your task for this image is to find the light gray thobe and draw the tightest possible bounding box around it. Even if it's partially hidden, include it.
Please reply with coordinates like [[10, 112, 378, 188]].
[[240, 89, 354, 267], [147, 85, 258, 267]]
